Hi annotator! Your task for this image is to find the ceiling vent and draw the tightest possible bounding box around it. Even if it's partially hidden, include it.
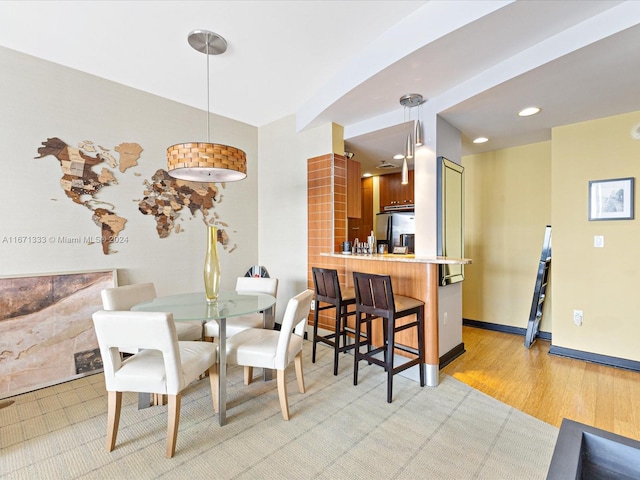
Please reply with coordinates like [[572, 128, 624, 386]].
[[376, 160, 398, 169]]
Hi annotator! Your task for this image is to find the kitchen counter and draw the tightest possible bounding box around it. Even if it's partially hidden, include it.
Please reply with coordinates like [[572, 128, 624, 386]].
[[317, 252, 471, 386], [321, 252, 472, 265]]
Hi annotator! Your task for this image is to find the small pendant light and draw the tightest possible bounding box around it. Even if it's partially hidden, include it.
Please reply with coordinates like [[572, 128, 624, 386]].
[[415, 103, 423, 147], [405, 132, 414, 159], [401, 157, 409, 185]]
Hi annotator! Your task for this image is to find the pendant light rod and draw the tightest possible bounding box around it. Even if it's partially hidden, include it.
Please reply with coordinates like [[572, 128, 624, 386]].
[[206, 35, 210, 143], [189, 29, 227, 144]]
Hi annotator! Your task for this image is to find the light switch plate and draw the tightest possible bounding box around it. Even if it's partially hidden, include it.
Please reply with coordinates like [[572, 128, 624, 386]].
[[594, 235, 604, 248]]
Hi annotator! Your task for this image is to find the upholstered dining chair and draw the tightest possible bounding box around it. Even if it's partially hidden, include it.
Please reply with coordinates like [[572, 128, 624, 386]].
[[203, 276, 278, 340], [101, 283, 202, 344], [225, 289, 313, 420], [92, 310, 218, 458]]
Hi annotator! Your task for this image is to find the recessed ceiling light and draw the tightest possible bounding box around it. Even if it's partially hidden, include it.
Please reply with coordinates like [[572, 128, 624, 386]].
[[362, 172, 373, 178], [393, 153, 405, 160], [518, 107, 541, 117], [473, 137, 489, 144]]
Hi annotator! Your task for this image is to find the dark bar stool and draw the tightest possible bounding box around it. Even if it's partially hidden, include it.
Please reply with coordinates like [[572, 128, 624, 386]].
[[311, 267, 367, 375], [352, 271, 425, 403]]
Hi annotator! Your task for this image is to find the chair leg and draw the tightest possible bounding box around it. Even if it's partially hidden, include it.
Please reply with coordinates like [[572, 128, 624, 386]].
[[276, 369, 290, 420], [294, 351, 305, 393], [366, 315, 374, 365], [341, 305, 348, 352], [353, 311, 362, 386], [209, 364, 219, 413], [333, 306, 341, 375], [166, 394, 181, 458], [312, 306, 320, 364], [382, 317, 389, 369], [106, 391, 122, 452], [244, 366, 254, 385], [386, 316, 395, 403]]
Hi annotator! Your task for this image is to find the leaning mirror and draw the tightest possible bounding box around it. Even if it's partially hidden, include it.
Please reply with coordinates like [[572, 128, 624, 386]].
[[437, 156, 465, 285]]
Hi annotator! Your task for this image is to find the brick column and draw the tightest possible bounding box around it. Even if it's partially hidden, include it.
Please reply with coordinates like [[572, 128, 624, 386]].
[[307, 153, 348, 330]]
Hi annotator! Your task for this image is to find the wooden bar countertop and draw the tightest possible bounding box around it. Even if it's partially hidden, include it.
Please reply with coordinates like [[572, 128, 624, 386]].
[[320, 252, 472, 265]]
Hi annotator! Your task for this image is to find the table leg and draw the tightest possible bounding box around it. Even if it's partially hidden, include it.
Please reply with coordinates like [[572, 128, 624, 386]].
[[218, 316, 227, 426], [262, 306, 275, 381]]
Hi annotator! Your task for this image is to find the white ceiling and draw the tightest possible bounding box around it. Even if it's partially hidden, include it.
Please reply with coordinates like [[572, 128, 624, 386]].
[[2, 1, 640, 176]]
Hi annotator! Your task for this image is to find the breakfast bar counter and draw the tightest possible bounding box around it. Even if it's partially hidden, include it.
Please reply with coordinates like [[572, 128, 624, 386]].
[[321, 252, 469, 264], [319, 252, 472, 386]]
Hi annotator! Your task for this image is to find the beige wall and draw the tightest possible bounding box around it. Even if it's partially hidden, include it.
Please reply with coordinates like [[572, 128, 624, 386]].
[[463, 110, 640, 363], [0, 46, 259, 296], [462, 141, 552, 331], [552, 111, 640, 360], [257, 116, 338, 321]]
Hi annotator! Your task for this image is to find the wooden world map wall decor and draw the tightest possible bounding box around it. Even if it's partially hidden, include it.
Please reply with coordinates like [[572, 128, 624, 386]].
[[34, 137, 237, 254]]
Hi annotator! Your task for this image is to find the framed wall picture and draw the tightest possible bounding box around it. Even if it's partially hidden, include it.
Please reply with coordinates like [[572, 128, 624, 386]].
[[588, 177, 634, 221], [0, 269, 117, 399]]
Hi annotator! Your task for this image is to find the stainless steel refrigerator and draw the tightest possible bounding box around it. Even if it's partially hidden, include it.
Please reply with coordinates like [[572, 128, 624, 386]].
[[376, 211, 415, 253]]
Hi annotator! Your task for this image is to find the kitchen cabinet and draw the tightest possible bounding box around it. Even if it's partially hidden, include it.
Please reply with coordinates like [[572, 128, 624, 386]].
[[348, 177, 373, 243], [379, 170, 414, 211], [347, 158, 361, 218]]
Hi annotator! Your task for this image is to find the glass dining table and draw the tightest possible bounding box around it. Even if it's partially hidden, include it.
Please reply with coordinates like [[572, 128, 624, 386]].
[[132, 290, 277, 426]]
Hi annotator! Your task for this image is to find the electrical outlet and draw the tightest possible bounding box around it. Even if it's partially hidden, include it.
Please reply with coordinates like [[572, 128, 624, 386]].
[[573, 309, 583, 326], [310, 300, 315, 311], [443, 312, 448, 325]]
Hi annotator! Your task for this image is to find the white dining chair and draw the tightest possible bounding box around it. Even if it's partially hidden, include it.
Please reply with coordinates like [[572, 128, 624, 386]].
[[203, 277, 278, 339], [92, 310, 218, 458], [101, 283, 202, 344], [225, 289, 313, 420]]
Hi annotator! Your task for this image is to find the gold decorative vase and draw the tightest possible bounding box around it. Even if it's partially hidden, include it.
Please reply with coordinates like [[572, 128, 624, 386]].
[[204, 225, 221, 302]]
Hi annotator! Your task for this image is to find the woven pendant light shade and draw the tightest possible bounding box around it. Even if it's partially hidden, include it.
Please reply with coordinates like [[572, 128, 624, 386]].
[[167, 142, 247, 182], [167, 30, 247, 183]]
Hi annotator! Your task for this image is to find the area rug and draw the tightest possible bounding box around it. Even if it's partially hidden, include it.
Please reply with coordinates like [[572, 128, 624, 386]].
[[0, 342, 558, 479]]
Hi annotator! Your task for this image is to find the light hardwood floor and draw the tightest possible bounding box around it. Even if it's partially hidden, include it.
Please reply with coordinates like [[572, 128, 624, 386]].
[[442, 326, 640, 441]]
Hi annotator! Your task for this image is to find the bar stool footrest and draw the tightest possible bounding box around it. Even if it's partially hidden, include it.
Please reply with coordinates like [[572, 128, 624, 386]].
[[392, 343, 420, 356], [390, 358, 421, 375]]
